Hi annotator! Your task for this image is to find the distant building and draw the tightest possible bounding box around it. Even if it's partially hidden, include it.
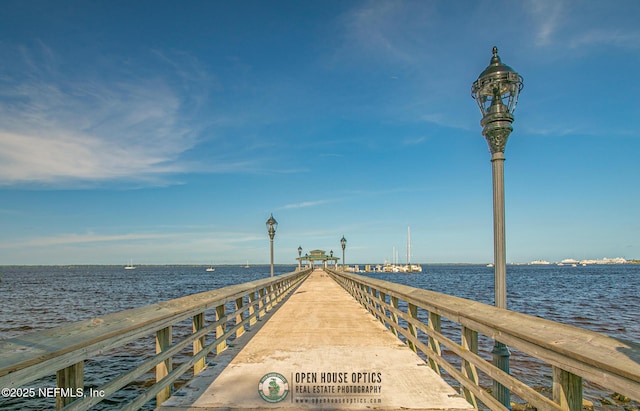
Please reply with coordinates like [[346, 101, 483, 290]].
[[296, 249, 339, 269]]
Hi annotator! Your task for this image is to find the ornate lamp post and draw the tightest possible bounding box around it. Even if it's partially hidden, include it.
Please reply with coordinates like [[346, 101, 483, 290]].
[[298, 245, 303, 270], [266, 214, 278, 277], [340, 236, 347, 271], [472, 46, 523, 409]]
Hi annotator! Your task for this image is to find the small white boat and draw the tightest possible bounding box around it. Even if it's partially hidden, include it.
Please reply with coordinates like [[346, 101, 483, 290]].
[[243, 260, 250, 268], [124, 259, 136, 270], [206, 260, 215, 272]]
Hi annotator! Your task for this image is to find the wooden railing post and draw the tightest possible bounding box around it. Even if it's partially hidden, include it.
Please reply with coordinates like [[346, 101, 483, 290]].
[[56, 361, 83, 410], [428, 312, 442, 375], [361, 284, 368, 307], [193, 313, 205, 375], [379, 291, 388, 326], [258, 288, 266, 317], [390, 296, 399, 337], [266, 285, 273, 311], [407, 303, 418, 353], [215, 304, 227, 354], [371, 287, 380, 320], [235, 297, 245, 338], [461, 326, 479, 408], [553, 366, 583, 411], [367, 286, 375, 316], [275, 281, 283, 303], [155, 326, 172, 406], [249, 291, 257, 326]]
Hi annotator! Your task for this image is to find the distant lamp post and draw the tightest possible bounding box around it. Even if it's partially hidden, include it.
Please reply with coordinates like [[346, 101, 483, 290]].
[[472, 46, 523, 409], [340, 236, 347, 271], [266, 214, 278, 277], [298, 245, 303, 270]]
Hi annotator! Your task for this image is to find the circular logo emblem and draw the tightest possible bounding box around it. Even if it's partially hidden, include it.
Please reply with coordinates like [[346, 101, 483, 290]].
[[258, 372, 289, 403]]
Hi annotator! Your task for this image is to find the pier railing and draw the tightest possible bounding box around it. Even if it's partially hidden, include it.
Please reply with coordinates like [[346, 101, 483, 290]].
[[325, 268, 640, 411], [0, 268, 312, 410]]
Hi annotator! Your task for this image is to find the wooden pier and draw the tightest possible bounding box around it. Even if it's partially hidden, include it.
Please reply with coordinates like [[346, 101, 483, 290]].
[[158, 268, 472, 410], [1, 266, 639, 411]]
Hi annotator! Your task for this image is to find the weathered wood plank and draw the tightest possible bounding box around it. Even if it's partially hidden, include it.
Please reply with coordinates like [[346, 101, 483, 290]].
[[553, 366, 583, 411], [155, 326, 172, 405], [461, 326, 479, 408], [192, 313, 205, 375], [56, 360, 83, 410]]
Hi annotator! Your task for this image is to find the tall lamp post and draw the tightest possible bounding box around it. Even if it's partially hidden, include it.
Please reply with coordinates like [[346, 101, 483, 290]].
[[340, 236, 347, 271], [298, 245, 302, 270], [472, 46, 523, 409], [266, 214, 278, 277]]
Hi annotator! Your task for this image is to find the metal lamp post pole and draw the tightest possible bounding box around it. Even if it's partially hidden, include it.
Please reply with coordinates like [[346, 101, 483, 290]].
[[266, 214, 278, 277], [472, 47, 523, 410], [298, 246, 302, 271], [340, 236, 347, 272]]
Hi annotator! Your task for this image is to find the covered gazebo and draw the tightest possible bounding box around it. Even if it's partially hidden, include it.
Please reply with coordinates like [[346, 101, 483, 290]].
[[297, 249, 339, 269]]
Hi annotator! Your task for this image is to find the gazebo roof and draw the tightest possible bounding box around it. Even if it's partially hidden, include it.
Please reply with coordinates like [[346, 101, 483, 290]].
[[298, 249, 339, 261]]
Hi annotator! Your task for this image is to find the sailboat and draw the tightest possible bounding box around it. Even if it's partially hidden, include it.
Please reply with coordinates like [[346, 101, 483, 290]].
[[405, 226, 422, 272], [206, 261, 215, 272], [124, 258, 136, 270], [380, 227, 422, 273], [243, 260, 250, 269]]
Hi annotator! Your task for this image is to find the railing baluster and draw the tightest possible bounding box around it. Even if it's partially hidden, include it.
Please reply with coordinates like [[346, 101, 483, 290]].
[[56, 360, 83, 410], [428, 312, 442, 375], [258, 288, 265, 317], [249, 291, 257, 326], [276, 281, 284, 303], [266, 285, 273, 311], [390, 296, 399, 337], [155, 326, 172, 406], [407, 303, 418, 353], [371, 287, 380, 320], [461, 326, 479, 408], [553, 366, 583, 411], [193, 313, 205, 375], [215, 304, 227, 354], [235, 297, 245, 338], [380, 291, 388, 326]]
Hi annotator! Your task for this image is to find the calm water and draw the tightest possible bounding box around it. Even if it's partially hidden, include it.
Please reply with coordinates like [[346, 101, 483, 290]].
[[1, 264, 638, 410]]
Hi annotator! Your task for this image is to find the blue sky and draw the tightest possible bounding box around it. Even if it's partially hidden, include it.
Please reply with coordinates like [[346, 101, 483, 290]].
[[1, 0, 639, 265]]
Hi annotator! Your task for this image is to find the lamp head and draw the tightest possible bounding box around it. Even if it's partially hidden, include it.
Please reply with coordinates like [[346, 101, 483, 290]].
[[266, 214, 278, 239], [471, 46, 523, 120], [471, 47, 523, 154]]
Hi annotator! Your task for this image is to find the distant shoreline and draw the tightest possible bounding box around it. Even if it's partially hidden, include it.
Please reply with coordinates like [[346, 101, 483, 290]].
[[1, 261, 638, 268]]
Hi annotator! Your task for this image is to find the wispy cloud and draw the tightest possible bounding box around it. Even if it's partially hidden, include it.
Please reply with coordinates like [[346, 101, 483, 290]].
[[524, 0, 640, 52], [341, 2, 416, 64], [569, 29, 640, 50], [402, 136, 426, 146], [279, 199, 336, 210], [334, 2, 441, 68], [0, 43, 223, 187], [0, 232, 177, 248], [524, 0, 565, 47]]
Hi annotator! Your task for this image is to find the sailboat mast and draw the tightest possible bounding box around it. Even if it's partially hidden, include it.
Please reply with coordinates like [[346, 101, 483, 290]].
[[407, 226, 411, 266]]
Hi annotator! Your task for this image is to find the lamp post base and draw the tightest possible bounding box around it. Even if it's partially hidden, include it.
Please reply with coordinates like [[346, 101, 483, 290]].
[[492, 341, 511, 409]]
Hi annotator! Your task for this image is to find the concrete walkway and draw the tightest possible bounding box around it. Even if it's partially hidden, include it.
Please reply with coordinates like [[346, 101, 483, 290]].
[[158, 269, 474, 410]]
